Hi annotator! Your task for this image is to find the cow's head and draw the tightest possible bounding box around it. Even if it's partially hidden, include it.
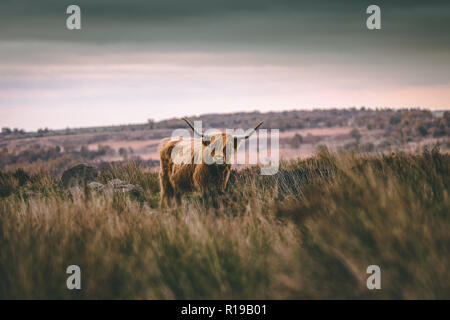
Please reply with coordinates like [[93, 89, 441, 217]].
[[182, 118, 263, 165]]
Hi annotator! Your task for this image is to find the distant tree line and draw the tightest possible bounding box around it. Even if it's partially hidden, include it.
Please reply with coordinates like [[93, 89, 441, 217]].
[[2, 108, 449, 143], [0, 143, 137, 169]]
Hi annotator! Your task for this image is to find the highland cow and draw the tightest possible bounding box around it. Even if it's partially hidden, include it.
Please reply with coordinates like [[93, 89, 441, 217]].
[[159, 118, 263, 207]]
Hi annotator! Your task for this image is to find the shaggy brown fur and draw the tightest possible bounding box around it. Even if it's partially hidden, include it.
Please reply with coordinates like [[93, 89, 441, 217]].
[[159, 118, 262, 208], [159, 133, 235, 208]]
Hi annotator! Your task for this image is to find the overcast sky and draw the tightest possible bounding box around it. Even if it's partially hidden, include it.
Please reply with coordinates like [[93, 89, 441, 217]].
[[1, 0, 449, 130]]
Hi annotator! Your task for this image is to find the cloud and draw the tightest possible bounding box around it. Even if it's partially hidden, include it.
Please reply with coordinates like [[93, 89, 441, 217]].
[[0, 0, 449, 129]]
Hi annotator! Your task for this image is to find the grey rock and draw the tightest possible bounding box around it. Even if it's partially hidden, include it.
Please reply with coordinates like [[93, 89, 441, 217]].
[[108, 179, 126, 188], [107, 179, 143, 194], [60, 164, 98, 189], [118, 184, 136, 192], [87, 181, 105, 191]]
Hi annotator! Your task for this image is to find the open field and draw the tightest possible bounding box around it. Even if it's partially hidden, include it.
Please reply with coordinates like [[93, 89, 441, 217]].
[[1, 109, 449, 299], [0, 149, 449, 299], [2, 0, 450, 303], [2, 109, 449, 173]]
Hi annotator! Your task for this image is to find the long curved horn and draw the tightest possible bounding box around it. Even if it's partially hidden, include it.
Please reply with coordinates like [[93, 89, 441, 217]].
[[182, 117, 204, 138], [243, 121, 264, 140]]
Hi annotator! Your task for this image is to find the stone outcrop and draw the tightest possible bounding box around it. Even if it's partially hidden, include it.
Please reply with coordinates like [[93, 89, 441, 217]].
[[60, 164, 98, 189]]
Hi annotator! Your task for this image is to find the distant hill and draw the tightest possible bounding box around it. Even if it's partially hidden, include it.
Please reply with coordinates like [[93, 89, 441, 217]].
[[2, 108, 449, 141]]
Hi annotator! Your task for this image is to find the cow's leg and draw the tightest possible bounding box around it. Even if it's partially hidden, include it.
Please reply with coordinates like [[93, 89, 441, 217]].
[[161, 190, 172, 208], [160, 171, 174, 208]]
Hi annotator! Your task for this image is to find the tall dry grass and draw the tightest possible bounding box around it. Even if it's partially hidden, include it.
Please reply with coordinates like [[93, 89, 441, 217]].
[[0, 149, 449, 299]]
